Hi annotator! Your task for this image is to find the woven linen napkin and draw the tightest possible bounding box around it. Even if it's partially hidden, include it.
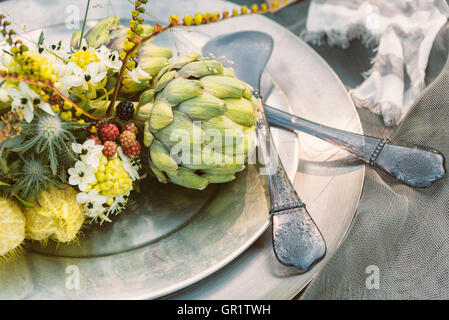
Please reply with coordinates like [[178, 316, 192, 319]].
[[301, 26, 449, 299], [301, 0, 449, 127]]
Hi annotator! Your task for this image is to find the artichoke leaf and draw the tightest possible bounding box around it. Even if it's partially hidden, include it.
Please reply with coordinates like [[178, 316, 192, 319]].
[[166, 167, 209, 190]]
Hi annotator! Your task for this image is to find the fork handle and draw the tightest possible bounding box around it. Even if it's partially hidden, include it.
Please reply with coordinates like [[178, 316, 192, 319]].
[[256, 100, 326, 272], [265, 105, 445, 188]]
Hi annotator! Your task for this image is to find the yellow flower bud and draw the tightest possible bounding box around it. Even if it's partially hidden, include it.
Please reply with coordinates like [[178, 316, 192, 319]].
[[183, 14, 193, 26], [194, 13, 203, 25], [169, 15, 179, 25]]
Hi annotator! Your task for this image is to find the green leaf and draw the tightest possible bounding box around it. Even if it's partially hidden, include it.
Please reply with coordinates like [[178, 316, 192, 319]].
[[0, 180, 11, 188], [2, 49, 12, 56], [13, 193, 34, 208], [38, 30, 45, 47]]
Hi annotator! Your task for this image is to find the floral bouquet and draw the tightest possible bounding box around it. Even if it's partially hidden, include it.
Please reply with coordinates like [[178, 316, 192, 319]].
[[0, 1, 285, 262]]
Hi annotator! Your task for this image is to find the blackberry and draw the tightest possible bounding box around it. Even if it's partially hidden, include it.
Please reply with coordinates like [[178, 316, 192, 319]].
[[116, 101, 135, 121]]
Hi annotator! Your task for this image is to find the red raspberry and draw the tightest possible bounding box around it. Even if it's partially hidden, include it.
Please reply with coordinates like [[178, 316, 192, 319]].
[[93, 120, 106, 131], [122, 123, 138, 136], [123, 141, 141, 157], [103, 141, 117, 158], [86, 135, 101, 145], [119, 130, 136, 148], [99, 123, 120, 142]]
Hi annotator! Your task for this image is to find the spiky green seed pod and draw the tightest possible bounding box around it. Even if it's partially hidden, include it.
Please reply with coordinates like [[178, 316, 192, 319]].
[[0, 197, 25, 260], [144, 53, 258, 190]]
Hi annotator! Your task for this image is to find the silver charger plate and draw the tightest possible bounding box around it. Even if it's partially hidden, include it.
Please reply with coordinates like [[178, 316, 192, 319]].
[[0, 0, 364, 299]]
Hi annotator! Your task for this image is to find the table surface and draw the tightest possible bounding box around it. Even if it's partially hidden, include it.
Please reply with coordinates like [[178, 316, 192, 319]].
[[2, 0, 448, 299]]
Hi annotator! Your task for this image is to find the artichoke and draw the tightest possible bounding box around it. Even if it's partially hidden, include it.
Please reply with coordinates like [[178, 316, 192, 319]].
[[71, 17, 173, 79], [141, 53, 258, 190]]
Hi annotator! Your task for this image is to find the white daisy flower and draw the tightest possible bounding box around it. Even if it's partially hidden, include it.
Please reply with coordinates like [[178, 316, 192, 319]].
[[68, 160, 97, 191], [118, 146, 140, 181], [7, 82, 54, 123], [96, 45, 122, 71], [72, 139, 104, 168], [76, 190, 110, 221]]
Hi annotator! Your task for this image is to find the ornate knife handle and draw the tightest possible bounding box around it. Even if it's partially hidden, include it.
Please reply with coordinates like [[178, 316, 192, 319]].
[[265, 105, 445, 188], [256, 99, 326, 272]]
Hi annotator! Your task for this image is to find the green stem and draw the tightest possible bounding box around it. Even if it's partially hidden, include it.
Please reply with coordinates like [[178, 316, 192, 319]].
[[79, 0, 91, 49], [106, 25, 172, 116]]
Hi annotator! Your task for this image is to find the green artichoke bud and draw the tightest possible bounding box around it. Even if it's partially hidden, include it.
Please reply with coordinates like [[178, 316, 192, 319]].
[[84, 16, 120, 49], [150, 140, 179, 175], [138, 56, 169, 77], [135, 89, 155, 121], [70, 29, 82, 51], [143, 121, 154, 147], [107, 26, 128, 52], [139, 89, 155, 106], [149, 98, 174, 130], [71, 16, 173, 82], [166, 168, 209, 191], [177, 93, 225, 120], [120, 77, 149, 95], [144, 53, 258, 190], [139, 43, 173, 59], [160, 78, 203, 105]]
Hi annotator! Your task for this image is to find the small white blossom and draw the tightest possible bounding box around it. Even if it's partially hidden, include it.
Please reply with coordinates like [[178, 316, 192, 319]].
[[7, 82, 54, 123], [72, 139, 104, 168], [76, 190, 110, 221], [0, 51, 11, 71], [68, 160, 97, 191], [96, 45, 122, 71], [0, 87, 9, 103], [107, 192, 130, 216], [83, 62, 107, 87], [58, 61, 85, 94], [127, 66, 149, 83]]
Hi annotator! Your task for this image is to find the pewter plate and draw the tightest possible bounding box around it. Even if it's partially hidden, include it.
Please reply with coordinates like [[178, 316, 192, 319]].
[[0, 0, 364, 300]]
